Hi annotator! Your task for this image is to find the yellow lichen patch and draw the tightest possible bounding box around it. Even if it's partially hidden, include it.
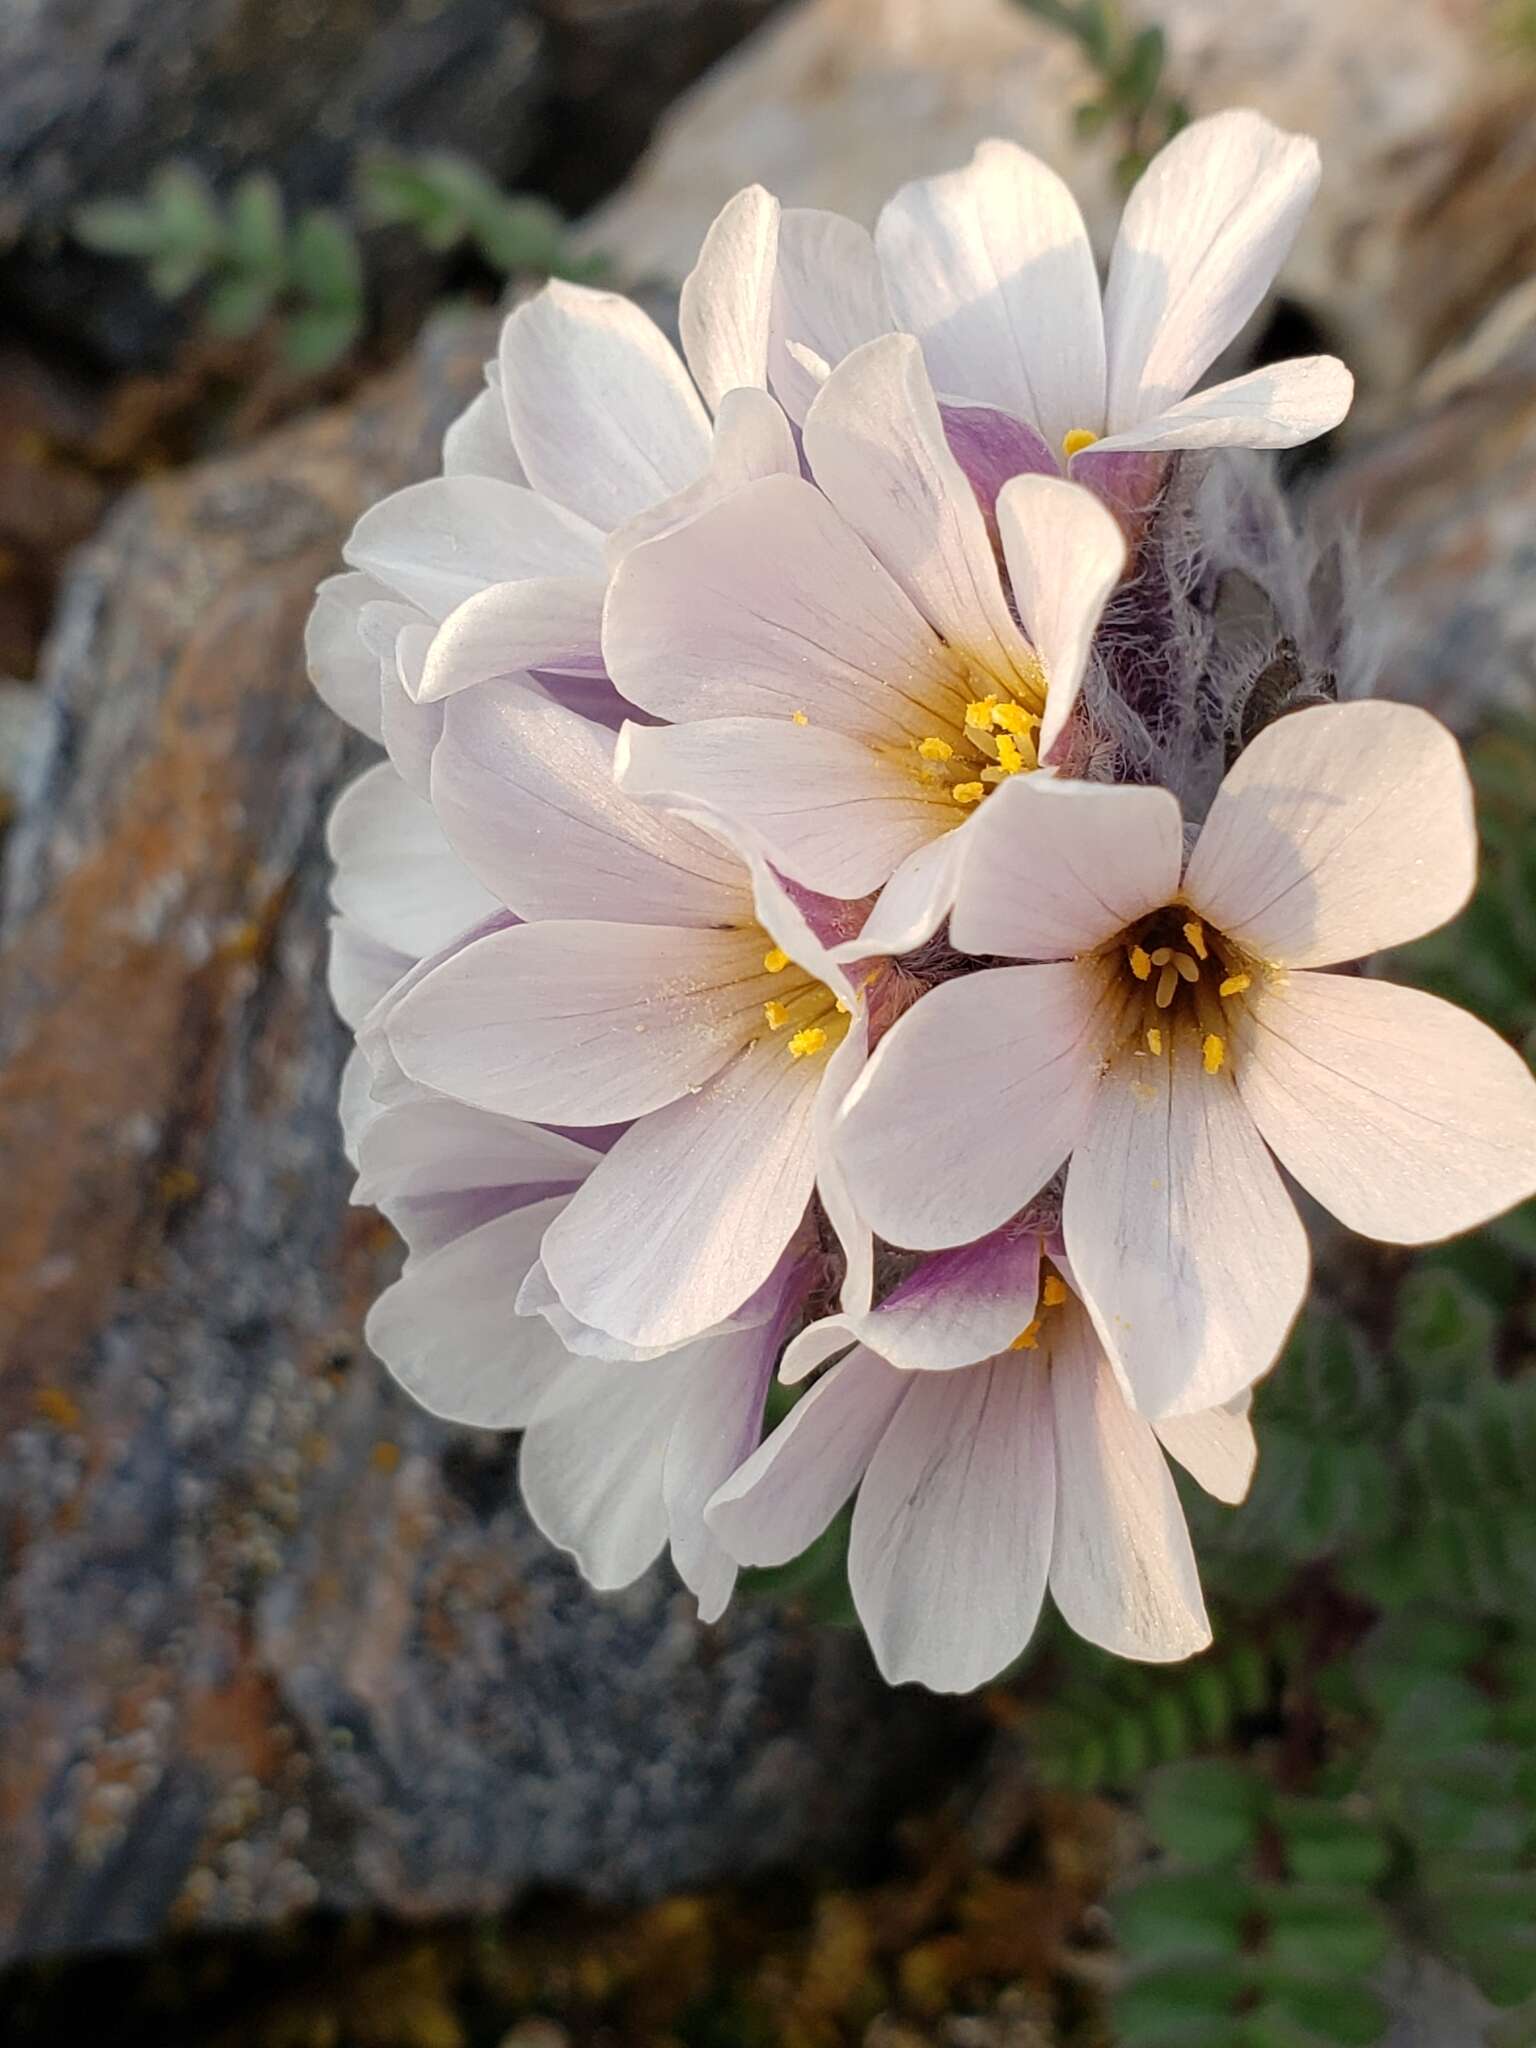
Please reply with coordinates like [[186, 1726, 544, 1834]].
[[35, 1386, 82, 1430], [1062, 427, 1099, 458]]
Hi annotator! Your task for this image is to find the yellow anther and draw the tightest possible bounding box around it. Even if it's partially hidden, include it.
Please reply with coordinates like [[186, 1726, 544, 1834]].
[[964, 696, 999, 732], [1010, 1319, 1043, 1351], [1202, 1033, 1226, 1075], [1129, 944, 1152, 982], [788, 1026, 828, 1059], [792, 710, 809, 726], [834, 997, 850, 1015], [1041, 1274, 1068, 1309], [1219, 972, 1251, 998], [1182, 920, 1208, 960], [763, 999, 790, 1031], [994, 733, 1025, 776], [916, 735, 954, 762], [990, 701, 1036, 737], [1062, 427, 1100, 459], [763, 947, 790, 974], [951, 781, 985, 806], [1145, 1026, 1163, 1056]]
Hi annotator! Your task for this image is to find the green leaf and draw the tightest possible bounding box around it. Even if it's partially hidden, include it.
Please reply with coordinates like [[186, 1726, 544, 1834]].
[[1112, 1871, 1249, 1961], [471, 193, 572, 275], [1116, 24, 1166, 107], [289, 209, 365, 311], [1256, 1978, 1389, 2047], [147, 246, 214, 299], [1271, 1798, 1392, 1887], [204, 270, 278, 337], [147, 162, 223, 258], [1141, 1758, 1266, 1867], [226, 171, 286, 279], [1258, 1885, 1393, 1978], [279, 305, 362, 373], [1115, 1959, 1246, 2037], [71, 198, 164, 257]]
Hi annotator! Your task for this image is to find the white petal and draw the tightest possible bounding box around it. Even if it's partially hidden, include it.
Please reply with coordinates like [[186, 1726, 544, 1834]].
[[850, 1356, 1055, 1693], [1236, 971, 1536, 1243], [339, 1042, 380, 1165], [1154, 1392, 1257, 1505], [614, 715, 944, 899], [1064, 1033, 1309, 1420], [306, 572, 389, 740], [431, 679, 746, 926], [387, 919, 761, 1123], [366, 1196, 574, 1427], [1186, 701, 1477, 969], [661, 1320, 777, 1620], [344, 474, 603, 621], [803, 335, 1039, 697], [326, 761, 499, 958], [851, 1226, 1043, 1372], [353, 1096, 596, 1207], [941, 403, 1061, 539], [952, 775, 1183, 959], [706, 1345, 908, 1566], [833, 829, 968, 962], [1090, 356, 1353, 453], [771, 207, 894, 421], [539, 1031, 822, 1348], [377, 617, 443, 799], [1104, 110, 1320, 430], [602, 471, 966, 741], [1048, 1304, 1211, 1660], [836, 963, 1105, 1250], [442, 379, 524, 483], [606, 384, 799, 565], [996, 475, 1127, 760], [328, 915, 411, 1031], [499, 280, 711, 530], [417, 578, 606, 701], [679, 184, 779, 410], [876, 139, 1105, 452]]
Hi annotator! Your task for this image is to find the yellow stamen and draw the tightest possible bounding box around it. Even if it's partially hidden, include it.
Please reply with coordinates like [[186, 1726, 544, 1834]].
[[1129, 944, 1152, 983], [763, 947, 789, 974], [951, 781, 985, 806], [1041, 1274, 1068, 1309], [916, 735, 954, 762], [994, 732, 1025, 775], [1182, 920, 1208, 960], [788, 1026, 828, 1059], [763, 1000, 790, 1031], [792, 710, 809, 726], [1062, 428, 1099, 459], [1010, 1319, 1043, 1351], [1145, 1027, 1163, 1056], [990, 701, 1036, 737], [1202, 1033, 1226, 1075], [1219, 972, 1251, 998], [964, 697, 999, 732], [835, 997, 850, 1015]]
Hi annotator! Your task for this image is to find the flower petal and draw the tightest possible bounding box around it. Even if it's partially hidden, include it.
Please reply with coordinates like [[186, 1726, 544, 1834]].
[[441, 379, 524, 484], [432, 679, 746, 925], [850, 1355, 1056, 1693], [996, 474, 1127, 760], [847, 1225, 1043, 1374], [374, 615, 442, 798], [952, 775, 1183, 960], [307, 572, 389, 739], [353, 1096, 596, 1208], [661, 1319, 778, 1620], [679, 184, 779, 410], [876, 139, 1105, 452], [329, 915, 411, 1031], [940, 402, 1061, 544], [837, 963, 1104, 1250], [706, 1345, 908, 1567], [602, 471, 964, 741], [833, 829, 968, 963], [499, 280, 711, 530], [1064, 1033, 1310, 1420], [387, 919, 762, 1123], [326, 761, 499, 958], [344, 474, 603, 621], [1048, 1302, 1211, 1659], [606, 384, 799, 565], [1104, 110, 1319, 431], [1236, 971, 1536, 1243], [771, 207, 894, 421], [1090, 356, 1353, 453], [417, 578, 606, 702], [1153, 1392, 1257, 1506], [1184, 700, 1477, 968]]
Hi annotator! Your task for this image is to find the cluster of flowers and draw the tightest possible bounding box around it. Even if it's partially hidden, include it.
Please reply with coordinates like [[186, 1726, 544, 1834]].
[[311, 111, 1536, 1693]]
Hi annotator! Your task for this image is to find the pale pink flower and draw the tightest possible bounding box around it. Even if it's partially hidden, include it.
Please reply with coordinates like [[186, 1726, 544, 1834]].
[[837, 701, 1536, 1419]]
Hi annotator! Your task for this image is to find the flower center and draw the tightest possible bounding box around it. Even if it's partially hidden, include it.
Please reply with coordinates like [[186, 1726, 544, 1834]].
[[758, 939, 851, 1062], [1113, 910, 1257, 1075], [911, 688, 1043, 808]]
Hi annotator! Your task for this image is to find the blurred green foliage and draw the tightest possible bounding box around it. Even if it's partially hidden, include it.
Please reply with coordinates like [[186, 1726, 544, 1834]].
[[1012, 0, 1190, 186]]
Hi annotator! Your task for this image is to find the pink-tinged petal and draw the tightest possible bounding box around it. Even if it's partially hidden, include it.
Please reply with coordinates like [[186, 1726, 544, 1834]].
[[377, 617, 443, 798], [306, 572, 389, 740], [540, 1031, 823, 1348], [416, 578, 606, 702], [614, 715, 944, 899], [1065, 445, 1171, 526], [499, 280, 711, 530], [1048, 1303, 1211, 1660], [850, 1355, 1056, 1693], [387, 919, 761, 1124], [1185, 701, 1477, 969], [952, 776, 1183, 960], [353, 1097, 596, 1208], [771, 208, 894, 421], [661, 1320, 778, 1620], [326, 761, 499, 958], [344, 474, 603, 621], [1065, 1034, 1309, 1420], [520, 1354, 695, 1590], [432, 680, 745, 926], [856, 1226, 1043, 1373], [1236, 971, 1536, 1243], [778, 1317, 858, 1387], [803, 336, 1038, 697], [1153, 1392, 1257, 1506], [328, 915, 411, 1031], [941, 402, 1061, 544], [606, 385, 799, 565], [996, 475, 1127, 760], [441, 379, 524, 484], [679, 184, 779, 410], [876, 140, 1105, 452], [518, 1254, 770, 1366], [833, 829, 967, 963], [338, 1043, 379, 1166], [602, 471, 965, 741], [1104, 110, 1320, 431], [1089, 356, 1353, 454], [706, 1346, 908, 1567], [837, 963, 1105, 1250], [366, 1196, 574, 1427]]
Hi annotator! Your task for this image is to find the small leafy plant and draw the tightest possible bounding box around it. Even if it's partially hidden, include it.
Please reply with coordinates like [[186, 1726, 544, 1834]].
[[1013, 0, 1190, 185], [356, 148, 605, 285]]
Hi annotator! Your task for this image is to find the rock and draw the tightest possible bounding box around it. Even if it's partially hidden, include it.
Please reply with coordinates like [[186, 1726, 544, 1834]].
[[0, 0, 783, 370], [0, 309, 941, 1968], [587, 0, 1526, 407]]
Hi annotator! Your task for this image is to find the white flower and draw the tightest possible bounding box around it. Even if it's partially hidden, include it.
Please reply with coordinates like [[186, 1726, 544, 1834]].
[[708, 1241, 1255, 1692], [837, 701, 1536, 1420]]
